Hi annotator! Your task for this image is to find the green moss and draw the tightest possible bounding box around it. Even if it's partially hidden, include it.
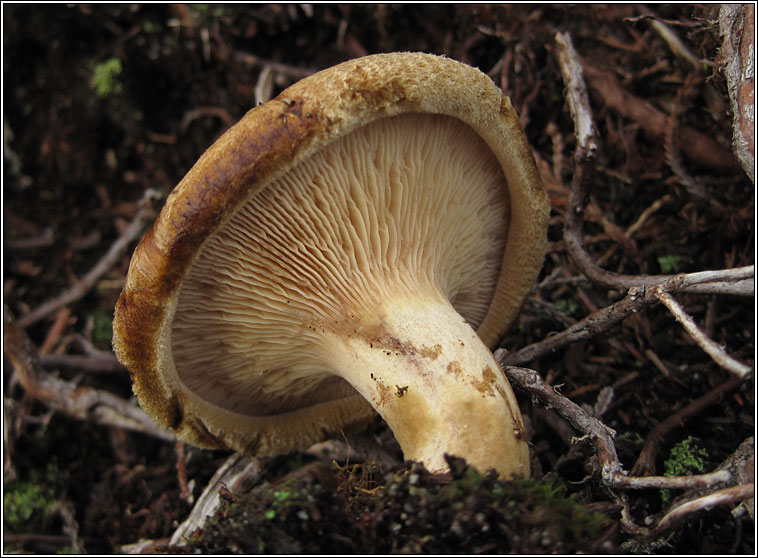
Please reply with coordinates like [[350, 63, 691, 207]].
[[664, 436, 708, 476], [4, 460, 68, 536], [4, 481, 53, 527], [555, 298, 580, 317], [92, 307, 114, 348], [91, 57, 122, 98], [661, 436, 709, 504], [657, 254, 691, 274], [175, 456, 612, 554]]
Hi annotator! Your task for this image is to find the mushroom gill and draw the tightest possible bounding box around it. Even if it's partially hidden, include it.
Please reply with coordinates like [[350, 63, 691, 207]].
[[171, 113, 509, 418]]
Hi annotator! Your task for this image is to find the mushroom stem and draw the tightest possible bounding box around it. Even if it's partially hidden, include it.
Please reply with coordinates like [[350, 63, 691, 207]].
[[320, 292, 530, 478]]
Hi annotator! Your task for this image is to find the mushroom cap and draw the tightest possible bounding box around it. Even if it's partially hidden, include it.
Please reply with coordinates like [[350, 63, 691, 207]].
[[113, 52, 550, 457]]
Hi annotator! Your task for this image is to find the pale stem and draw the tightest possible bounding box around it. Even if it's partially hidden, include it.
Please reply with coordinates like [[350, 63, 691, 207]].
[[319, 294, 530, 478]]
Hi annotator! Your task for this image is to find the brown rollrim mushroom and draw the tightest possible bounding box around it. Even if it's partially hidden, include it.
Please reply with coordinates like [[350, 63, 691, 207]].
[[113, 52, 550, 478]]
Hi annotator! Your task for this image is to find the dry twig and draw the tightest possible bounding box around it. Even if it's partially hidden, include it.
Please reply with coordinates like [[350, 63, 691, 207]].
[[4, 309, 174, 443], [553, 30, 752, 382], [506, 31, 757, 538], [497, 266, 754, 367], [645, 483, 754, 537], [504, 365, 754, 537], [653, 288, 752, 378], [17, 189, 160, 329], [633, 7, 703, 69], [168, 454, 262, 548], [40, 353, 126, 374]]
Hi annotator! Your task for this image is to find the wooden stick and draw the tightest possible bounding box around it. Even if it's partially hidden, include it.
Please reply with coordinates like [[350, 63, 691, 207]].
[[5, 308, 174, 443], [17, 190, 159, 329], [654, 288, 753, 378]]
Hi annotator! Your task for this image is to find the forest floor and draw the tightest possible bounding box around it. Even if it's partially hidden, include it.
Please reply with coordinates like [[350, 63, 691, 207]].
[[3, 4, 754, 554]]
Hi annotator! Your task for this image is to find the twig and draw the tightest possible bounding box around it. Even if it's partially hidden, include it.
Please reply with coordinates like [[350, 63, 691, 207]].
[[637, 6, 703, 69], [231, 50, 317, 79], [176, 441, 194, 504], [497, 286, 649, 366], [17, 189, 159, 329], [179, 106, 234, 133], [555, 32, 597, 158], [40, 354, 126, 374], [4, 308, 174, 443], [653, 288, 753, 378], [254, 65, 276, 105], [625, 194, 671, 237], [39, 307, 71, 355], [210, 29, 316, 80], [504, 365, 754, 536], [497, 266, 754, 367], [563, 125, 752, 292], [555, 32, 752, 297], [610, 468, 731, 491], [169, 454, 262, 547], [5, 228, 55, 250], [68, 332, 119, 360], [664, 75, 720, 207], [503, 366, 622, 482], [630, 484, 754, 539]]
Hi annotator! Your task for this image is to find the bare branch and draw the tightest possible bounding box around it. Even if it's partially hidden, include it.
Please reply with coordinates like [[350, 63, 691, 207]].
[[640, 6, 703, 69], [653, 288, 753, 378], [169, 454, 262, 548], [503, 366, 623, 482], [498, 266, 754, 367], [504, 365, 754, 536], [635, 484, 754, 539], [40, 354, 126, 374], [4, 308, 174, 443], [17, 190, 160, 329], [497, 286, 649, 366], [553, 32, 753, 298], [555, 31, 597, 157]]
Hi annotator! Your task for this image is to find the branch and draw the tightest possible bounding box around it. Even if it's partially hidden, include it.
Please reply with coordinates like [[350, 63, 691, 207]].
[[504, 365, 754, 536], [653, 288, 753, 378], [555, 32, 753, 297], [503, 366, 623, 482], [496, 266, 754, 367], [168, 454, 263, 548], [40, 353, 126, 374], [637, 6, 703, 69], [555, 32, 597, 158], [4, 307, 174, 443], [17, 189, 160, 329], [653, 483, 754, 533], [497, 287, 648, 366]]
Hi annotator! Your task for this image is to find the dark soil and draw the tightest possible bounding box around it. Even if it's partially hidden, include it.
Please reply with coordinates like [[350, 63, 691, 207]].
[[3, 4, 754, 554]]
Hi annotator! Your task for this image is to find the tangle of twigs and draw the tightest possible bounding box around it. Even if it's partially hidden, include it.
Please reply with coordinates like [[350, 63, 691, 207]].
[[498, 30, 755, 539]]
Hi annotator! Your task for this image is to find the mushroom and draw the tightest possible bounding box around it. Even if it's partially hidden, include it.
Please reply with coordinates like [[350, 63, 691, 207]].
[[113, 52, 550, 478]]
